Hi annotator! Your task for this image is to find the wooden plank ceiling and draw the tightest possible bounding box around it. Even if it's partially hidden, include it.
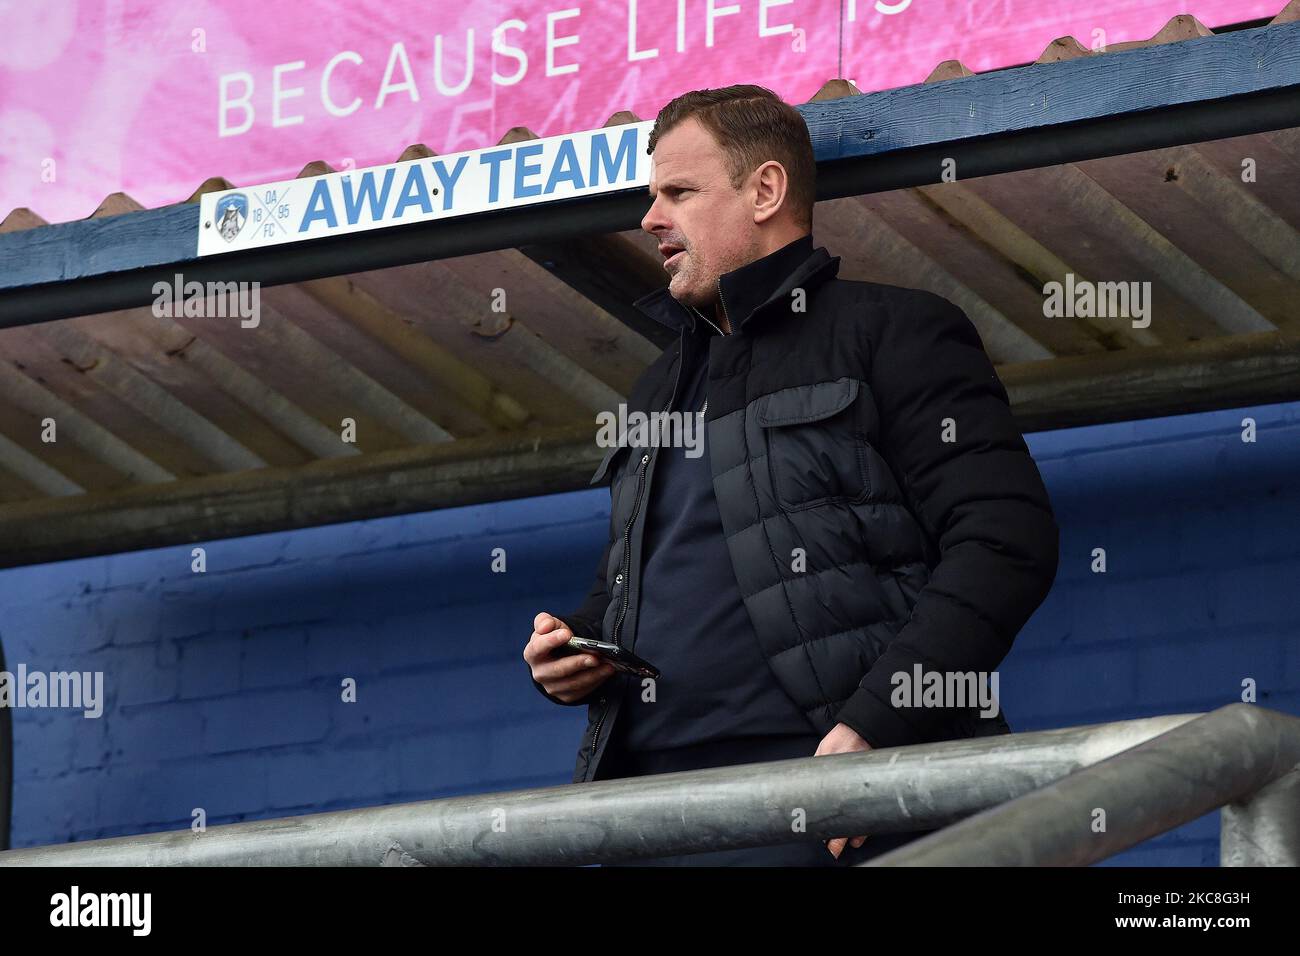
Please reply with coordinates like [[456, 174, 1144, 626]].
[[0, 5, 1297, 565]]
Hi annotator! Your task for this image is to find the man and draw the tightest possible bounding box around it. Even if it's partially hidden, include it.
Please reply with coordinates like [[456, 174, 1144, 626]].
[[523, 85, 1059, 865]]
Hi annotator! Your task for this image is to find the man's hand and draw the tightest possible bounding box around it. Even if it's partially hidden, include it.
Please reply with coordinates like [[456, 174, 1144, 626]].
[[815, 721, 873, 858], [524, 612, 617, 703]]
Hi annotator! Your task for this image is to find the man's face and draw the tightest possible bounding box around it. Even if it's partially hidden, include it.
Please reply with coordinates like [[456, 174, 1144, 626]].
[[641, 117, 761, 309]]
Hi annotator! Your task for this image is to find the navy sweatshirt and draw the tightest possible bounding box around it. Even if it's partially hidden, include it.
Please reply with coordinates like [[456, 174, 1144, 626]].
[[613, 251, 819, 752]]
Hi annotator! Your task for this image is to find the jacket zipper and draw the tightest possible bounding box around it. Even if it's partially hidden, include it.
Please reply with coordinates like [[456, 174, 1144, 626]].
[[706, 283, 733, 415], [694, 285, 729, 418], [587, 254, 818, 774], [610, 450, 653, 649], [585, 449, 648, 774], [586, 331, 689, 779], [716, 278, 732, 336]]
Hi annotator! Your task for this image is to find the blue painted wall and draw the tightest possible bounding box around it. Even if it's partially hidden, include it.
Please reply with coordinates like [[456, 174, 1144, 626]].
[[3, 399, 1298, 864]]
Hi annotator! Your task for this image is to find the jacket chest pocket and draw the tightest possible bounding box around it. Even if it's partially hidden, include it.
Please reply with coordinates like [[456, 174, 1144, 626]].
[[755, 377, 870, 511]]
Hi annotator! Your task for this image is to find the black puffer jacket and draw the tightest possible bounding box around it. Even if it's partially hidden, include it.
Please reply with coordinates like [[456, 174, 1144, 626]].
[[535, 238, 1060, 785]]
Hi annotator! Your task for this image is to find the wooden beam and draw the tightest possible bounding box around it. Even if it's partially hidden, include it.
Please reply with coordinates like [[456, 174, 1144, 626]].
[[0, 359, 175, 484], [32, 321, 268, 472], [913, 182, 1163, 350], [1000, 328, 1300, 430], [517, 232, 677, 350], [67, 305, 335, 469], [460, 310, 627, 415], [1270, 125, 1300, 162], [0, 432, 82, 498], [440, 245, 663, 381], [439, 262, 629, 413], [255, 301, 456, 446], [1074, 143, 1300, 331], [1200, 132, 1300, 251], [1059, 159, 1273, 334], [0, 324, 219, 478], [112, 305, 358, 462], [0, 423, 601, 569], [1160, 146, 1300, 285], [167, 298, 453, 452], [349, 226, 628, 415], [346, 261, 613, 425], [1, 329, 1299, 565], [293, 274, 533, 434], [814, 196, 1054, 363], [957, 162, 1273, 341]]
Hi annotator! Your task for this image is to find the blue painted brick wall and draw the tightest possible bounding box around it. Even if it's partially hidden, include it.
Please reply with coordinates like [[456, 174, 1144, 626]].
[[2, 399, 1297, 864]]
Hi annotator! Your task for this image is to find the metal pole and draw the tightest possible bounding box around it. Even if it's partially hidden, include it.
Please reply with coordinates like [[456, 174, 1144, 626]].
[[865, 704, 1300, 867], [0, 714, 1196, 867], [1221, 768, 1300, 866]]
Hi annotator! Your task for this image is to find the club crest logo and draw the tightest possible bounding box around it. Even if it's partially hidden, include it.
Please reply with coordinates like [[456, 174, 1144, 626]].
[[214, 193, 249, 242]]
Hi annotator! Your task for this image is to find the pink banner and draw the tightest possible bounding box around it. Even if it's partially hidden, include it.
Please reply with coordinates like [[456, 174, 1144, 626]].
[[0, 0, 1281, 224]]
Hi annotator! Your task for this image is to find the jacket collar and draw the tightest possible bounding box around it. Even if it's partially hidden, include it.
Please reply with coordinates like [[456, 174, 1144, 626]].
[[632, 234, 841, 334]]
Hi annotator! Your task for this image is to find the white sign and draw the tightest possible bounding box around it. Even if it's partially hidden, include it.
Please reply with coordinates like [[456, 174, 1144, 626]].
[[197, 121, 652, 257]]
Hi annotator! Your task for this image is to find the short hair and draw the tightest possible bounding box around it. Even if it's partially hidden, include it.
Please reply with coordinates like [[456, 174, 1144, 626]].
[[647, 85, 816, 230]]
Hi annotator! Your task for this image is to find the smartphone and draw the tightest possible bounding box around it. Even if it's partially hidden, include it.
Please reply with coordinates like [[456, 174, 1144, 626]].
[[556, 636, 660, 680]]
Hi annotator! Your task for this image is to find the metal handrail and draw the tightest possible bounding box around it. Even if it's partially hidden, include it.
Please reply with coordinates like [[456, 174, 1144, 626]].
[[866, 703, 1300, 866], [0, 704, 1294, 866]]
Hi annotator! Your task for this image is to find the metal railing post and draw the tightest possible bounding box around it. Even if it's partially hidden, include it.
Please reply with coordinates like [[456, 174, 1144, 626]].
[[1220, 767, 1300, 866]]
